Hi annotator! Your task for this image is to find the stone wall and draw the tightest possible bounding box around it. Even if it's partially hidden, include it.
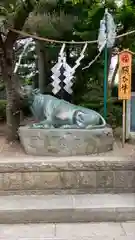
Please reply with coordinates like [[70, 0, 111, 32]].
[[0, 156, 134, 195]]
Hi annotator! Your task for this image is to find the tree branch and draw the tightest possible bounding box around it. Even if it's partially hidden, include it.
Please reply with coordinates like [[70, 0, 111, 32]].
[[0, 32, 6, 58], [5, 0, 37, 47], [0, 33, 4, 50], [0, 33, 6, 77]]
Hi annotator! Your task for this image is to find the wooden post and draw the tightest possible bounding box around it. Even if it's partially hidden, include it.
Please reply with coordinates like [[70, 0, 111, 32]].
[[118, 49, 132, 148], [122, 100, 126, 148]]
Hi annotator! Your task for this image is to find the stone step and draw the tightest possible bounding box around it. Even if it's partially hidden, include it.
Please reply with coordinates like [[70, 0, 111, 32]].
[[0, 193, 135, 223], [0, 156, 135, 194], [0, 222, 135, 239]]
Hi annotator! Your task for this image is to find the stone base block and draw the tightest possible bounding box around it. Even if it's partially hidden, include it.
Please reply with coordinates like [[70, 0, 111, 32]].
[[19, 126, 113, 156]]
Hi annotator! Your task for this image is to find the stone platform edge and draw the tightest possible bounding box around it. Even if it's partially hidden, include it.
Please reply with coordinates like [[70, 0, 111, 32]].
[[0, 194, 135, 223], [0, 156, 134, 194], [0, 156, 134, 172]]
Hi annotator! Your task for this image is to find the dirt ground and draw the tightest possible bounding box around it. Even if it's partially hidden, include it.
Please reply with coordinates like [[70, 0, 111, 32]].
[[0, 122, 135, 158], [0, 122, 24, 157]]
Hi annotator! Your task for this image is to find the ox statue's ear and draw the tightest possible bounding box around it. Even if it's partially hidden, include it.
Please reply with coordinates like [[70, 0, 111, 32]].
[[18, 85, 25, 97], [21, 86, 24, 91], [32, 88, 40, 95]]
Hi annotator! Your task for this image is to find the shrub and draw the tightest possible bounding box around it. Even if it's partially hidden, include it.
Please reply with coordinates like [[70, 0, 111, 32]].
[[100, 103, 122, 128], [81, 98, 122, 128], [0, 99, 31, 121]]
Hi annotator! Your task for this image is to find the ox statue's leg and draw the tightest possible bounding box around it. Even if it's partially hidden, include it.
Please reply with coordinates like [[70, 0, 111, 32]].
[[60, 124, 79, 129], [29, 119, 54, 129]]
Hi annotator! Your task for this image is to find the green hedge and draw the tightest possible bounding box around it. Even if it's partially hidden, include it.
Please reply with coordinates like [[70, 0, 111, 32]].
[[0, 100, 6, 120], [81, 100, 122, 128]]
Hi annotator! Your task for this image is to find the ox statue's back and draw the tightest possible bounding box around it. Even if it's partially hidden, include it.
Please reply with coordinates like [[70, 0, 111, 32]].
[[22, 87, 106, 129]]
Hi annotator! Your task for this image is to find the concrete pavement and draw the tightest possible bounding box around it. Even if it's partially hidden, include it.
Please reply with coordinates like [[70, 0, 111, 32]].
[[0, 222, 135, 239]]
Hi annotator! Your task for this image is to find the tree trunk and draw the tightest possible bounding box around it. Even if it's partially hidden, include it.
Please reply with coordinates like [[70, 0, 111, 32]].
[[36, 41, 46, 93], [1, 47, 21, 141], [0, 0, 36, 141], [5, 81, 21, 141], [66, 45, 70, 64]]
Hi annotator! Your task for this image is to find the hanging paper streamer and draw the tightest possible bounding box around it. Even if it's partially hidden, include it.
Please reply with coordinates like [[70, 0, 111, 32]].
[[98, 18, 106, 52], [51, 43, 87, 96], [72, 43, 87, 72], [51, 44, 66, 95], [83, 9, 116, 71], [64, 43, 87, 94], [106, 9, 116, 48], [14, 38, 33, 73], [98, 9, 116, 51], [51, 43, 73, 95], [82, 51, 102, 70]]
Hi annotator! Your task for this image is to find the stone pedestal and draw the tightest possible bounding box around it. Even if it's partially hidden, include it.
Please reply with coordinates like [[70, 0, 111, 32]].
[[19, 126, 113, 156]]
